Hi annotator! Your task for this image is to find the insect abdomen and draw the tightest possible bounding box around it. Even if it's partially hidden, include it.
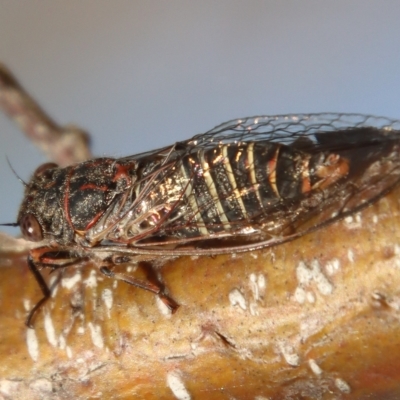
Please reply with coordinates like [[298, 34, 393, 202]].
[[179, 141, 319, 235]]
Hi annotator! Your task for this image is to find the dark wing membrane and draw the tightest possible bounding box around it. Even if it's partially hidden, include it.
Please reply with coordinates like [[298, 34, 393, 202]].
[[110, 114, 400, 254]]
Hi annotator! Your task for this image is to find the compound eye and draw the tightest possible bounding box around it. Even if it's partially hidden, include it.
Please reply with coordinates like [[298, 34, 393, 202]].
[[19, 214, 43, 242], [33, 163, 58, 179]]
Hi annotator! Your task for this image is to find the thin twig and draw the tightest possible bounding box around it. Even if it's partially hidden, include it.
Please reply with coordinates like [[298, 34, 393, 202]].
[[0, 63, 92, 166]]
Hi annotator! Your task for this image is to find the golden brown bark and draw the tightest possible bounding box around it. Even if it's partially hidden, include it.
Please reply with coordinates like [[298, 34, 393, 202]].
[[0, 187, 400, 399]]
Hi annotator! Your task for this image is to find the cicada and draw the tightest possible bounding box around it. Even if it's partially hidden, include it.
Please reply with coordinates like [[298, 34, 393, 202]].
[[9, 113, 400, 327]]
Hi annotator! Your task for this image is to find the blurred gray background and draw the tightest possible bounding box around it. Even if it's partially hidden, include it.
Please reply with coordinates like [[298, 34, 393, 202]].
[[1, 1, 400, 234]]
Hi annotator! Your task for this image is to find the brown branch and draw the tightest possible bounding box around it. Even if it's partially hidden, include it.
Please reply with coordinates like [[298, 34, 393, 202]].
[[0, 63, 91, 166], [1, 188, 400, 398]]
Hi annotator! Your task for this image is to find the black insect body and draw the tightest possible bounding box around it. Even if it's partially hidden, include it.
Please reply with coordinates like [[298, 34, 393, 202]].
[[14, 113, 400, 327]]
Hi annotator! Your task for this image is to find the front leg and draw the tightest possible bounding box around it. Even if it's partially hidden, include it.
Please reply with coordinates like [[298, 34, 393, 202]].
[[26, 246, 86, 328], [26, 255, 51, 328]]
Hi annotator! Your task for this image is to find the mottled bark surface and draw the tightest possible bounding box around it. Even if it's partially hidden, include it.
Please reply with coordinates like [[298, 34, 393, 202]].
[[0, 187, 400, 399]]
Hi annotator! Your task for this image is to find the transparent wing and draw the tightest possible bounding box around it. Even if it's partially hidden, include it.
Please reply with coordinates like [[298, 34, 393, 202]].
[[107, 113, 400, 254], [121, 113, 400, 164], [197, 113, 400, 147]]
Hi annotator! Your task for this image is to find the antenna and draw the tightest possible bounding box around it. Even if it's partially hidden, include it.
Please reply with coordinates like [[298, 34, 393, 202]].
[[6, 157, 27, 187]]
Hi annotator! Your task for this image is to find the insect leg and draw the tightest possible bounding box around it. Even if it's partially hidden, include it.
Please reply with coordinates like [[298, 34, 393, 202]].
[[26, 248, 86, 328], [99, 266, 179, 313], [140, 261, 180, 312], [26, 255, 51, 328]]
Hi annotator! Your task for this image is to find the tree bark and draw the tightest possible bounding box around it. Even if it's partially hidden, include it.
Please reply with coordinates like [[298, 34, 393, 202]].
[[1, 187, 400, 399]]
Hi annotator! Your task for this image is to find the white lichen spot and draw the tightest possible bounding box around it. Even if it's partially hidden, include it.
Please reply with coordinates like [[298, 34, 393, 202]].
[[385, 296, 400, 311], [310, 260, 333, 295], [77, 326, 85, 335], [156, 296, 173, 317], [371, 290, 384, 300], [279, 343, 300, 367], [294, 287, 306, 304], [84, 270, 98, 289], [347, 249, 355, 263], [26, 328, 39, 362], [257, 274, 266, 290], [371, 291, 390, 308], [229, 288, 247, 310], [0, 380, 20, 396], [66, 346, 72, 359], [249, 273, 266, 301], [296, 261, 313, 284], [190, 255, 199, 261], [29, 378, 52, 394], [306, 291, 315, 303], [335, 378, 351, 393], [249, 302, 259, 316], [250, 252, 258, 259], [231, 253, 237, 258], [249, 273, 259, 300], [44, 313, 57, 347], [344, 215, 353, 224], [23, 298, 30, 312], [88, 322, 104, 349], [269, 251, 276, 263], [325, 258, 340, 275], [308, 359, 322, 375], [372, 214, 378, 224], [296, 260, 333, 296], [190, 342, 197, 350], [113, 280, 118, 289], [393, 245, 400, 268], [167, 371, 191, 400], [102, 288, 113, 318], [62, 271, 82, 290], [344, 213, 362, 229], [59, 334, 66, 350]]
